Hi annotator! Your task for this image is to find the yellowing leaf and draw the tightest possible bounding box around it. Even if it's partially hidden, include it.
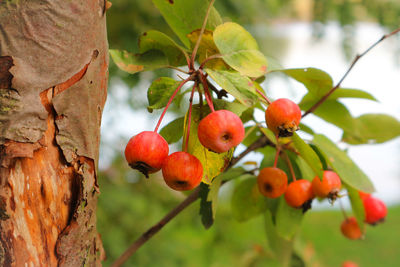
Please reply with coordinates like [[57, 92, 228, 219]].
[[183, 105, 233, 184]]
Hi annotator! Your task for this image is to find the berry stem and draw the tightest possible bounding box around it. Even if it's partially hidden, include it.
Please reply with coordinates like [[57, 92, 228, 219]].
[[283, 151, 296, 182], [199, 71, 215, 112], [255, 88, 272, 105], [339, 199, 348, 220], [154, 74, 195, 133], [199, 54, 222, 69], [190, 0, 216, 69], [184, 82, 197, 153], [303, 27, 400, 118], [273, 134, 280, 168], [273, 146, 281, 168]]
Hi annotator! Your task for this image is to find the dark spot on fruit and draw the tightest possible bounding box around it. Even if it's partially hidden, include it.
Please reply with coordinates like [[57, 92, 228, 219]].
[[221, 133, 231, 141], [168, 0, 174, 4], [143, 32, 147, 36], [264, 183, 272, 192], [130, 161, 152, 178], [175, 181, 188, 188]]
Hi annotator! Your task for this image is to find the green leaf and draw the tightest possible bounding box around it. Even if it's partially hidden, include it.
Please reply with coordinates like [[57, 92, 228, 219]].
[[299, 98, 355, 133], [207, 174, 223, 219], [139, 30, 188, 66], [346, 184, 366, 232], [152, 0, 222, 48], [313, 134, 375, 193], [199, 183, 213, 229], [275, 198, 304, 240], [292, 155, 315, 181], [298, 123, 314, 135], [205, 69, 259, 107], [291, 133, 323, 179], [110, 49, 168, 74], [184, 105, 233, 184], [329, 88, 377, 101], [231, 176, 267, 222], [147, 77, 181, 111], [213, 22, 268, 77], [277, 68, 333, 96], [187, 29, 228, 69], [213, 99, 248, 116], [160, 117, 184, 144], [342, 114, 400, 145]]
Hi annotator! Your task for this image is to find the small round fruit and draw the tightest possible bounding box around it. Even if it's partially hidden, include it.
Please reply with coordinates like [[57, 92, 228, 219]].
[[284, 179, 314, 208], [257, 167, 288, 198], [162, 152, 203, 191], [358, 191, 371, 200], [363, 196, 387, 225], [125, 131, 169, 177], [312, 170, 341, 198], [342, 261, 359, 267], [341, 217, 362, 240], [197, 110, 245, 153], [265, 98, 301, 137]]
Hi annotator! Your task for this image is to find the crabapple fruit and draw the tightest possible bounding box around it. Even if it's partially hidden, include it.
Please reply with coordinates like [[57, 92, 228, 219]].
[[265, 98, 301, 137], [312, 170, 341, 199], [257, 167, 288, 198], [363, 196, 387, 225], [284, 179, 314, 208], [197, 110, 245, 153], [125, 131, 169, 178], [162, 151, 203, 191], [341, 217, 362, 240]]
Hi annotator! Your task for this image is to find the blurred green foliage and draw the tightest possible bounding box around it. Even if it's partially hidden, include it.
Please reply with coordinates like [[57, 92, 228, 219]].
[[97, 155, 400, 266]]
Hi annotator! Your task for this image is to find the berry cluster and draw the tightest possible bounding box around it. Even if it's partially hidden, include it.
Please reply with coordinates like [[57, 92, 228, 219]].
[[124, 78, 245, 191], [341, 192, 387, 240], [257, 98, 387, 239]]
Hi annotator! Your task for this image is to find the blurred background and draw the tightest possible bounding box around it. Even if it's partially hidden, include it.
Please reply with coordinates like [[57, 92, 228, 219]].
[[98, 0, 400, 266]]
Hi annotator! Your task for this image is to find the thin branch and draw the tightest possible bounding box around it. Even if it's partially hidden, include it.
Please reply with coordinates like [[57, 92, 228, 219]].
[[190, 0, 216, 68], [112, 135, 273, 267], [207, 80, 228, 99], [302, 27, 400, 118], [110, 187, 201, 267]]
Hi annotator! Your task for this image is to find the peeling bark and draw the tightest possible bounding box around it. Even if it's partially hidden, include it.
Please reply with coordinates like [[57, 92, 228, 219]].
[[0, 1, 108, 266]]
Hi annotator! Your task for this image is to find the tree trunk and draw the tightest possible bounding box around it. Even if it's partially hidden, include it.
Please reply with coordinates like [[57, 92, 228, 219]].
[[0, 1, 108, 266]]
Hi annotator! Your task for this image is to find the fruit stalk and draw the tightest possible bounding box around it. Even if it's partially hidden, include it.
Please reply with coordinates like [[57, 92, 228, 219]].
[[154, 74, 195, 132], [184, 82, 197, 152], [199, 71, 215, 112]]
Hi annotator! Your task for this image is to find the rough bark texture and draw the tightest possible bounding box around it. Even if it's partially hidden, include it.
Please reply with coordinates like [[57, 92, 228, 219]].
[[0, 1, 108, 266]]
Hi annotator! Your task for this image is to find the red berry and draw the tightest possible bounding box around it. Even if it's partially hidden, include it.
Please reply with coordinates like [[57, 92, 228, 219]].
[[312, 170, 341, 199], [265, 98, 301, 137], [197, 110, 245, 153], [257, 167, 288, 198], [284, 179, 314, 208], [363, 196, 387, 225], [162, 152, 203, 191], [342, 261, 359, 267], [125, 131, 169, 177], [341, 217, 362, 240], [358, 191, 371, 200]]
